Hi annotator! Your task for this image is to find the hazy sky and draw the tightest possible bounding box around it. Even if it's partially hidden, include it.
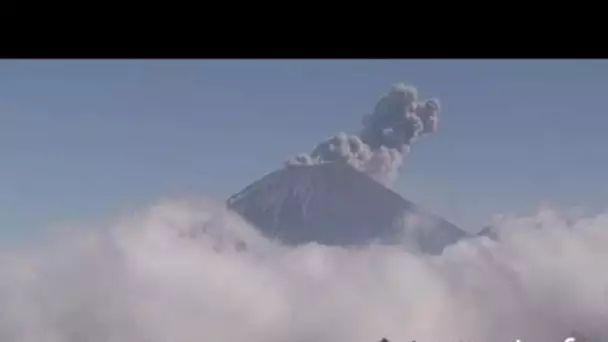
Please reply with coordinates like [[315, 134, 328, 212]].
[[2, 59, 608, 243]]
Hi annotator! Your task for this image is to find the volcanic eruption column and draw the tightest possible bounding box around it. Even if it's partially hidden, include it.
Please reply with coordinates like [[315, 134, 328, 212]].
[[286, 83, 441, 186]]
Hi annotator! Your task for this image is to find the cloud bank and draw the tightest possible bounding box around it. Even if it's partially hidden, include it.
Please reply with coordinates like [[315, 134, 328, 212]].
[[287, 83, 440, 186], [1, 199, 607, 342]]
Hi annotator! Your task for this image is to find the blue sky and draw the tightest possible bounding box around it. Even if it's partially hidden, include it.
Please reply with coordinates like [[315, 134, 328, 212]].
[[2, 59, 608, 244]]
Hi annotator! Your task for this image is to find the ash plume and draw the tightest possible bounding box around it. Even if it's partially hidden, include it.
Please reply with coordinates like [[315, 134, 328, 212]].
[[287, 83, 440, 186]]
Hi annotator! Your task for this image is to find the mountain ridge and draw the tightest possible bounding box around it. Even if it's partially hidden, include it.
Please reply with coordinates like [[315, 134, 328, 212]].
[[227, 162, 469, 254]]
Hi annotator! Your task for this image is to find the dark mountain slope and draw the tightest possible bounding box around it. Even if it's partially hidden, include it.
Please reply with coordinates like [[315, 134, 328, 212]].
[[227, 162, 468, 254]]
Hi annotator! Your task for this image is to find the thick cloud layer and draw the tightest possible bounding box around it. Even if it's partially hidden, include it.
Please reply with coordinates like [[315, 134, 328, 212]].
[[287, 83, 440, 186], [1, 199, 607, 342]]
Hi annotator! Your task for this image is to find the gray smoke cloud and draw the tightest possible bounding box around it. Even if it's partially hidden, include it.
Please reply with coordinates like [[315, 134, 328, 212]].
[[0, 199, 607, 342], [287, 83, 440, 186]]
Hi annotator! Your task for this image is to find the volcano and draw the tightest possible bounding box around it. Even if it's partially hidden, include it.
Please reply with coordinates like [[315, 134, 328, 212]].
[[227, 162, 468, 254]]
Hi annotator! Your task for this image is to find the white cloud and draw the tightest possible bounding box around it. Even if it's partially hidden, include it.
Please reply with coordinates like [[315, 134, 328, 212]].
[[0, 198, 607, 342]]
